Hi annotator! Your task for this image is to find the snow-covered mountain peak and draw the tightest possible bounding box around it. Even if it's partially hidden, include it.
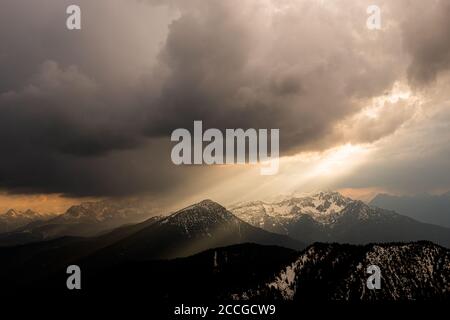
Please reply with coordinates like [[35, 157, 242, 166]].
[[230, 191, 354, 226], [282, 191, 352, 216]]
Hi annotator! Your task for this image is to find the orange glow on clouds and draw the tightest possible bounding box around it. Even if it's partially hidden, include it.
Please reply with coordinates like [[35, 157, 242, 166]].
[[0, 193, 99, 214]]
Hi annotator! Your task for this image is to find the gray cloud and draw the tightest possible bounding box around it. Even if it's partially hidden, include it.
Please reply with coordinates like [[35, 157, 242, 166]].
[[0, 0, 449, 197], [399, 0, 450, 85], [335, 99, 450, 194], [142, 0, 404, 152]]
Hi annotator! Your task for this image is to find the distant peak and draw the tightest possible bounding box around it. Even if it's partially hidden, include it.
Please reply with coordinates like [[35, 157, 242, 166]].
[[313, 190, 348, 199], [198, 199, 217, 205], [3, 208, 39, 216], [161, 200, 238, 234], [289, 190, 350, 200], [24, 209, 38, 215], [1, 208, 50, 219], [174, 199, 226, 215], [197, 199, 224, 209], [230, 190, 356, 225]]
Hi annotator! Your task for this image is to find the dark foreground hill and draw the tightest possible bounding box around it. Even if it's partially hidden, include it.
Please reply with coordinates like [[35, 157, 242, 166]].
[[2, 241, 448, 303], [87, 241, 450, 302]]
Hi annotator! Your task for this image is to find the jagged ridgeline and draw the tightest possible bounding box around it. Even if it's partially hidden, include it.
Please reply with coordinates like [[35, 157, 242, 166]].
[[0, 193, 449, 301], [230, 191, 450, 247], [2, 191, 450, 248]]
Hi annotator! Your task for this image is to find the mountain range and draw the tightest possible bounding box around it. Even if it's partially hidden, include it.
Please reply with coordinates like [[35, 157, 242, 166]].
[[2, 191, 450, 250], [2, 191, 450, 249], [0, 199, 154, 246], [0, 194, 448, 303], [0, 209, 53, 233], [0, 199, 304, 294], [230, 191, 450, 247], [84, 199, 304, 263]]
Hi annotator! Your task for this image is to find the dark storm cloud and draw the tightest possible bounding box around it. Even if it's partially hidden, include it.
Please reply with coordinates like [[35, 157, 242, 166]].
[[0, 61, 143, 156], [0, 0, 172, 196], [0, 60, 170, 196], [142, 0, 403, 153], [0, 0, 450, 197], [0, 138, 180, 197]]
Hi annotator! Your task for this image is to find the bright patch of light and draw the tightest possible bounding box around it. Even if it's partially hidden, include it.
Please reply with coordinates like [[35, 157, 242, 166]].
[[307, 144, 368, 177], [361, 82, 414, 120], [263, 143, 372, 196], [383, 83, 412, 104]]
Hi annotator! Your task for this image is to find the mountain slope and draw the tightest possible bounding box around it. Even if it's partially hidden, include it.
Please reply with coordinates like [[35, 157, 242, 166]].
[[0, 199, 303, 295], [238, 241, 450, 301], [89, 199, 304, 262], [8, 241, 447, 302], [230, 191, 450, 247], [370, 192, 450, 228]]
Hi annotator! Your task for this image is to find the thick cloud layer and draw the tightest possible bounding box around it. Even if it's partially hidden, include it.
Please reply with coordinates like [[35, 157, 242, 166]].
[[0, 0, 450, 197], [399, 0, 450, 85], [143, 0, 404, 151]]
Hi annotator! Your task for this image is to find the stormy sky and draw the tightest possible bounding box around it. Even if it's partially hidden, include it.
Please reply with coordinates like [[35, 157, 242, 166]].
[[1, 0, 450, 211]]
